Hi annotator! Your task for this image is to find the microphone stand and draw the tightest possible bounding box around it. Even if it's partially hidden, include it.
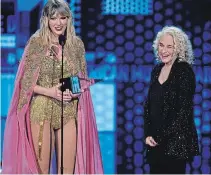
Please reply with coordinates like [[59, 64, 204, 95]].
[[59, 35, 66, 174]]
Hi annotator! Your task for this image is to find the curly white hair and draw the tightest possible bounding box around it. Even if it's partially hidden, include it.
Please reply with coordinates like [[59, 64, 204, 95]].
[[153, 26, 194, 64]]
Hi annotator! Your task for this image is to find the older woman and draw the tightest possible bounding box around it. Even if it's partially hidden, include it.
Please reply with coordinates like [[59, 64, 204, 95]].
[[144, 26, 199, 174], [2, 0, 103, 174]]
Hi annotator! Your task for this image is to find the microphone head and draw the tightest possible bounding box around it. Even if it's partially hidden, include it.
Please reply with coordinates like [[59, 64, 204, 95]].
[[59, 34, 66, 46]]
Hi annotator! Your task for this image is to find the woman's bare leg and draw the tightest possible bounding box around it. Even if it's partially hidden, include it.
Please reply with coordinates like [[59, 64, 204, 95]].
[[55, 118, 77, 174], [31, 121, 52, 174]]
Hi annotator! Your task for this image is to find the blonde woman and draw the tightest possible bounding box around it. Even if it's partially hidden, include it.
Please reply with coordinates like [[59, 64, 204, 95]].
[[2, 0, 103, 174], [144, 26, 199, 174]]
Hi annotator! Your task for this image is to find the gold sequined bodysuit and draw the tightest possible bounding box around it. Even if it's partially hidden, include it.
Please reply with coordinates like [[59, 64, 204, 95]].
[[17, 35, 87, 159], [30, 44, 79, 129], [29, 43, 81, 158], [30, 57, 78, 129]]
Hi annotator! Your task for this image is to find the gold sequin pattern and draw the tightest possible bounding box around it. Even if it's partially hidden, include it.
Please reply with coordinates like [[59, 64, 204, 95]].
[[17, 35, 88, 160], [30, 44, 81, 129], [17, 36, 45, 110]]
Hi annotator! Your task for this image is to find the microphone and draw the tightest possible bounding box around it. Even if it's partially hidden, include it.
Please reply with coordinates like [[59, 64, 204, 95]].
[[59, 34, 66, 46]]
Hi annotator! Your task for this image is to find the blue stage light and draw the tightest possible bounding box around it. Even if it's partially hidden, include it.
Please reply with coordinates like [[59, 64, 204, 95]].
[[134, 48, 144, 58], [125, 53, 135, 62], [134, 83, 144, 91], [126, 148, 133, 157], [192, 156, 201, 168], [126, 164, 133, 170], [116, 15, 125, 22], [135, 24, 144, 33], [134, 153, 143, 166], [125, 121, 134, 132], [194, 117, 201, 127], [202, 54, 211, 64], [125, 42, 135, 51], [203, 112, 211, 122], [134, 141, 143, 152], [133, 105, 144, 115], [7, 53, 16, 65], [144, 164, 150, 173], [106, 41, 115, 50], [185, 21, 191, 28], [134, 116, 144, 126], [202, 146, 211, 159], [134, 94, 145, 103], [133, 127, 144, 139], [115, 24, 124, 33], [125, 87, 134, 97], [88, 41, 96, 50], [202, 89, 211, 99], [194, 37, 202, 46], [194, 94, 203, 104], [201, 165, 210, 174], [166, 0, 173, 4], [135, 168, 143, 174], [154, 24, 163, 34], [106, 30, 115, 39], [203, 31, 211, 41], [186, 31, 192, 39], [126, 99, 134, 108], [125, 30, 135, 39], [97, 24, 105, 33], [106, 19, 115, 28], [115, 46, 125, 56], [135, 36, 144, 45], [88, 31, 95, 38], [202, 100, 211, 111], [125, 135, 133, 144], [175, 14, 182, 22], [126, 19, 135, 27], [203, 43, 211, 53], [96, 35, 105, 44], [1, 34, 16, 48], [194, 26, 202, 34], [202, 137, 211, 146], [194, 106, 202, 116], [125, 110, 133, 121], [165, 8, 173, 16], [144, 42, 153, 51], [202, 124, 211, 133], [165, 19, 173, 25], [196, 84, 203, 92], [154, 1, 163, 11], [194, 48, 203, 58], [175, 2, 182, 10], [115, 35, 125, 45], [145, 19, 153, 28], [145, 30, 154, 40], [144, 53, 154, 63], [154, 13, 163, 23]]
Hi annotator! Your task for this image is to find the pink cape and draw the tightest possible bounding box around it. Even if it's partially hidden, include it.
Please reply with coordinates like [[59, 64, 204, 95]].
[[2, 41, 103, 174]]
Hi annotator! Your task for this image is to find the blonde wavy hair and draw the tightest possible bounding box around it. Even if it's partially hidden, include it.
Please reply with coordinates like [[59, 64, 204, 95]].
[[38, 0, 76, 48], [153, 26, 194, 64]]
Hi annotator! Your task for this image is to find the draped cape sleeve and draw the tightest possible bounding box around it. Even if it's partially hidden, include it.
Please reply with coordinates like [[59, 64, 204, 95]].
[[2, 35, 104, 174], [2, 36, 44, 174]]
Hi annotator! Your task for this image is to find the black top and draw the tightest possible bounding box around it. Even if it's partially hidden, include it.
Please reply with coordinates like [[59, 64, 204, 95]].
[[144, 58, 200, 163], [149, 79, 164, 136], [148, 79, 167, 164]]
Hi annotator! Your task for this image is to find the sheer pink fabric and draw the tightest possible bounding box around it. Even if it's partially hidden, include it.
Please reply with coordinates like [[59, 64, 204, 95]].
[[2, 43, 103, 174]]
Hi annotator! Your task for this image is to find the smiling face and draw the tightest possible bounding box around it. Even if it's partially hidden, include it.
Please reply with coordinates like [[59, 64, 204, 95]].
[[48, 12, 68, 38], [158, 33, 175, 64]]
